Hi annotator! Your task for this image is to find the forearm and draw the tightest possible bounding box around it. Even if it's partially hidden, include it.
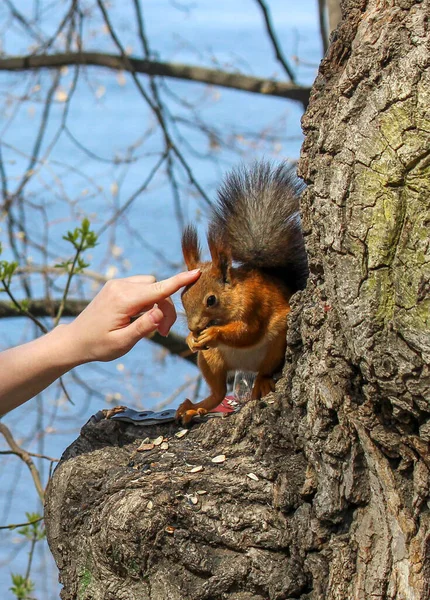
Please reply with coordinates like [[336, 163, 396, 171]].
[[0, 325, 80, 416], [0, 271, 201, 416]]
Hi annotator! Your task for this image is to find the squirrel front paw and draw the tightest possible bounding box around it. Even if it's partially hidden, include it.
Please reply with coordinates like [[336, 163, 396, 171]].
[[176, 399, 208, 424], [186, 332, 200, 353], [186, 327, 219, 352], [186, 332, 209, 353]]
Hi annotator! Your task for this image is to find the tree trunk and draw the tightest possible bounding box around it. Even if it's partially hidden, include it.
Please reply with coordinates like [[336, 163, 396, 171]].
[[45, 1, 430, 598]]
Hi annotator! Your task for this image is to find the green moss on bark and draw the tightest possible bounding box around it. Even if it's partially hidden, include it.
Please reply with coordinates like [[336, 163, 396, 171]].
[[353, 99, 430, 330]]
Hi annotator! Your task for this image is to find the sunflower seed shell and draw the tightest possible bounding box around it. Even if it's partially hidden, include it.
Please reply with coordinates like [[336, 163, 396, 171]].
[[211, 454, 226, 463]]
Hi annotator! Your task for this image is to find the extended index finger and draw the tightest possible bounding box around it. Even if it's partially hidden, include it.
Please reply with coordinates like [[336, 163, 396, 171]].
[[146, 269, 201, 304]]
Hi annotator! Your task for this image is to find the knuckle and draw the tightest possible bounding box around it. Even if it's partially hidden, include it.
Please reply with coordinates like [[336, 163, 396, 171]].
[[104, 279, 115, 291], [104, 279, 128, 304], [152, 280, 167, 297], [105, 279, 120, 292], [136, 316, 156, 338]]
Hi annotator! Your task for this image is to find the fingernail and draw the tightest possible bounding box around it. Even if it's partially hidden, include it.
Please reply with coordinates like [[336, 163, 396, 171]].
[[189, 268, 201, 275], [159, 325, 171, 337], [148, 305, 162, 325]]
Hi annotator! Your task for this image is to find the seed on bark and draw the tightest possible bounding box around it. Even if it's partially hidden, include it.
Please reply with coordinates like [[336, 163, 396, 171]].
[[211, 454, 226, 463], [175, 429, 188, 438], [137, 443, 154, 452], [190, 465, 203, 473]]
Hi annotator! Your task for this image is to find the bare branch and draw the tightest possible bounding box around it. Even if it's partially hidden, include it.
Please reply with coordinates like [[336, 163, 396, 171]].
[[3, 0, 45, 44], [0, 517, 44, 531], [130, 0, 186, 233], [0, 52, 311, 105], [0, 423, 45, 503], [0, 450, 59, 462], [317, 0, 329, 54], [16, 265, 109, 285], [1, 279, 48, 334], [254, 0, 297, 83], [94, 0, 211, 208], [96, 152, 168, 237]]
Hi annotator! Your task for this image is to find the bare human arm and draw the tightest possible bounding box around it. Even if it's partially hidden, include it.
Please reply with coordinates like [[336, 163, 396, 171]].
[[0, 270, 200, 416]]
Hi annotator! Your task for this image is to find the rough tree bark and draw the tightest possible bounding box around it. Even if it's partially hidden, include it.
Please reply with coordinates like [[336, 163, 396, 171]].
[[45, 1, 429, 598]]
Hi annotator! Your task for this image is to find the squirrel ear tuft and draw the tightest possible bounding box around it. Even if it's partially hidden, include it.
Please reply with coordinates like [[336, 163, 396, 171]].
[[207, 231, 231, 284], [182, 225, 201, 270]]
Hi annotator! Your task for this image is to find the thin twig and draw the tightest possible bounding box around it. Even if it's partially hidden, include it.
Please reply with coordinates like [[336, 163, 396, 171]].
[[96, 151, 168, 237], [3, 0, 45, 44], [152, 375, 200, 411], [0, 517, 43, 531], [59, 378, 74, 406], [16, 264, 109, 285], [0, 450, 59, 462], [132, 0, 185, 231], [317, 0, 329, 54], [10, 70, 62, 206], [95, 0, 213, 207], [254, 0, 296, 83], [1, 279, 48, 334], [54, 238, 85, 327], [0, 423, 45, 503], [25, 534, 38, 581]]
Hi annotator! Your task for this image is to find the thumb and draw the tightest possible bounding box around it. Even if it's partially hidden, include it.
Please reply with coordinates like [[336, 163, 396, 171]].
[[124, 305, 164, 346]]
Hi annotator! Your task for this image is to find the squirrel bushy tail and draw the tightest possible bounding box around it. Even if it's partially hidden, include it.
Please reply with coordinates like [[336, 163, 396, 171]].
[[209, 161, 309, 292]]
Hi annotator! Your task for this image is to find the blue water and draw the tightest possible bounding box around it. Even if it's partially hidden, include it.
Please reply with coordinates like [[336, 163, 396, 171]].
[[0, 1, 322, 597]]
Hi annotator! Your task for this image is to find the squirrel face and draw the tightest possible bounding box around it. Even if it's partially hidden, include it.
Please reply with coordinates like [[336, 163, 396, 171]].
[[181, 225, 235, 335], [181, 263, 235, 334]]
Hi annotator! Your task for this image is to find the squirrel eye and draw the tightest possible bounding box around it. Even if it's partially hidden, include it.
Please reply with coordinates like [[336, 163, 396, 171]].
[[206, 295, 217, 307]]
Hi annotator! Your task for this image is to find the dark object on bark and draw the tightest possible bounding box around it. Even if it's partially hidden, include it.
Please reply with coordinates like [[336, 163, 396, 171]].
[[45, 0, 430, 598]]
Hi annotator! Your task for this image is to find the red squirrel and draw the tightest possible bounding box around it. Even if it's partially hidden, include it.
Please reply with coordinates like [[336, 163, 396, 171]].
[[176, 161, 308, 424]]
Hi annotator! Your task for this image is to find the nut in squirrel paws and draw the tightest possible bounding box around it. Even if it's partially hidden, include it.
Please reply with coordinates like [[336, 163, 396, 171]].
[[176, 399, 208, 424], [187, 327, 219, 352], [252, 375, 276, 400]]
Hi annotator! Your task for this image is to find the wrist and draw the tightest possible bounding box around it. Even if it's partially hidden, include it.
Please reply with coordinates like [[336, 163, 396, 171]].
[[46, 324, 87, 370]]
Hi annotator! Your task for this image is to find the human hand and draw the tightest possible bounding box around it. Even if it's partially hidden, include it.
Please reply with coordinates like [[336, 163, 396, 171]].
[[65, 270, 200, 364]]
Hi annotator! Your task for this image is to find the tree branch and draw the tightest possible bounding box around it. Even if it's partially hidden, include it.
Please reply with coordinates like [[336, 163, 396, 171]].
[[0, 517, 44, 531], [254, 0, 297, 82], [0, 299, 196, 365], [0, 423, 45, 503], [317, 0, 329, 54], [0, 52, 311, 106]]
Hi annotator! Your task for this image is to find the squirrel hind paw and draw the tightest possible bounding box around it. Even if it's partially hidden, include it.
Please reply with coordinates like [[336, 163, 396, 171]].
[[252, 376, 276, 400]]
